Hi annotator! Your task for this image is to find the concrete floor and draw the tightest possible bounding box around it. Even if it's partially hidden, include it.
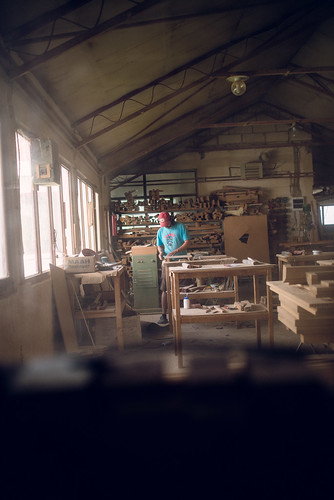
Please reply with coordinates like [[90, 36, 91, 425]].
[[85, 277, 334, 386], [115, 310, 333, 382]]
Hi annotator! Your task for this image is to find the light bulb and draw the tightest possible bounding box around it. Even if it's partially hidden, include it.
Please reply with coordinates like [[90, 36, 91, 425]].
[[231, 80, 246, 96], [226, 75, 249, 96]]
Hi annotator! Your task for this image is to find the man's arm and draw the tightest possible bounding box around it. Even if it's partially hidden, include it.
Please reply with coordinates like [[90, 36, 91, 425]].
[[166, 239, 191, 258], [157, 245, 165, 260]]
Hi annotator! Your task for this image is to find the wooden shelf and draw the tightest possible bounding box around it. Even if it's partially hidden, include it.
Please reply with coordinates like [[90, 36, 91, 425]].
[[176, 304, 268, 322], [168, 263, 275, 367], [74, 305, 118, 319], [179, 290, 235, 299], [115, 208, 224, 214], [68, 267, 127, 350]]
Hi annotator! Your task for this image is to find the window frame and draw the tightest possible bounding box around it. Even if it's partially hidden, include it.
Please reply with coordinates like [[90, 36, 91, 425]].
[[319, 203, 334, 226], [59, 164, 74, 258], [77, 176, 100, 253], [16, 131, 66, 281], [0, 122, 10, 294], [15, 131, 102, 281]]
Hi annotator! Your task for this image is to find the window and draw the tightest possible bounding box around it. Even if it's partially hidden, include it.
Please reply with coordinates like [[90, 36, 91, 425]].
[[320, 204, 334, 225], [110, 171, 197, 201], [95, 191, 101, 251], [60, 165, 74, 257], [77, 177, 99, 252], [0, 125, 8, 279], [16, 133, 101, 276], [51, 183, 65, 267], [16, 132, 64, 278]]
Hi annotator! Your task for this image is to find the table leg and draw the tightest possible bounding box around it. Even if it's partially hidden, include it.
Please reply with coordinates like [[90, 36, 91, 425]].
[[172, 273, 183, 368], [255, 320, 261, 348], [233, 275, 239, 302], [267, 283, 274, 347], [114, 275, 124, 351], [253, 275, 260, 303], [165, 263, 173, 333], [253, 274, 261, 347], [170, 273, 178, 356], [278, 258, 283, 280]]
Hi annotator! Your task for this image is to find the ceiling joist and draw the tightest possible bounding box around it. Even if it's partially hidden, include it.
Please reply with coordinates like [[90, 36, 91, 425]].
[[75, 14, 328, 149], [8, 0, 162, 79]]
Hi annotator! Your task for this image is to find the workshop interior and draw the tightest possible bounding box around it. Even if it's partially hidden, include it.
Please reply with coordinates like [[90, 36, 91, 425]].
[[0, 1, 334, 496]]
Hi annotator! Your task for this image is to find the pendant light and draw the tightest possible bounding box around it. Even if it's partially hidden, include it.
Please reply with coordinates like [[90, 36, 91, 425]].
[[226, 75, 249, 96]]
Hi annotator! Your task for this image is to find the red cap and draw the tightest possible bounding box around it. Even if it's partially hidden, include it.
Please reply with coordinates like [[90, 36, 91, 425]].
[[158, 211, 171, 227]]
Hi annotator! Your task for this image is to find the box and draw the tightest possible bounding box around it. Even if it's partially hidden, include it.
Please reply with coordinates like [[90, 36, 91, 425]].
[[64, 256, 96, 273], [131, 245, 157, 255]]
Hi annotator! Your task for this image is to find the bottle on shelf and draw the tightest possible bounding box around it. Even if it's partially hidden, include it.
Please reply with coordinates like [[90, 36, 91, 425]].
[[183, 294, 190, 309]]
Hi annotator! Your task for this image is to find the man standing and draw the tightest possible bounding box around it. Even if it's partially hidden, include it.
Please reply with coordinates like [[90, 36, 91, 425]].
[[157, 211, 191, 324]]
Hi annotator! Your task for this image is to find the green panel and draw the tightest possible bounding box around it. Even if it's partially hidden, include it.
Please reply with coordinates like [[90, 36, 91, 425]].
[[132, 254, 160, 310]]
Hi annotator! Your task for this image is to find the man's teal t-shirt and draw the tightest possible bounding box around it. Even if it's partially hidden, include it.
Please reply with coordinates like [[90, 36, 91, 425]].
[[157, 222, 190, 257]]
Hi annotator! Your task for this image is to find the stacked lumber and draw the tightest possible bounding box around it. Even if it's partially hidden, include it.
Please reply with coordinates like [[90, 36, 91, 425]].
[[111, 195, 223, 213], [270, 265, 334, 343], [213, 186, 261, 203], [191, 232, 223, 246], [305, 280, 334, 298], [119, 214, 156, 225], [211, 186, 263, 215], [175, 209, 223, 223], [283, 264, 334, 285]]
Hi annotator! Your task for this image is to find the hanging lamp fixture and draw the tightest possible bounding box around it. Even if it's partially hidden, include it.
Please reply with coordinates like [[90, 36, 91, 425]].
[[226, 75, 249, 96]]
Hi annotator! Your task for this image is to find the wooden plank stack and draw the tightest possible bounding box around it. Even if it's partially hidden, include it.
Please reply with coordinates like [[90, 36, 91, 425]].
[[211, 186, 263, 215], [272, 264, 334, 344]]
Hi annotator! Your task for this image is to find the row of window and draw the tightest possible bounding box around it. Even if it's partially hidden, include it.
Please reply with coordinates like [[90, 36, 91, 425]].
[[0, 131, 101, 281]]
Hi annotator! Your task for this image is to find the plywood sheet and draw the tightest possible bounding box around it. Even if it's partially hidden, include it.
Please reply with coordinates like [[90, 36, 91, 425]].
[[224, 214, 269, 263], [50, 264, 79, 352]]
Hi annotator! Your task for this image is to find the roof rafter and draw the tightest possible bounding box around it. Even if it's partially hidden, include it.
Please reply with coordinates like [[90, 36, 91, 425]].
[[3, 0, 93, 43], [83, 3, 320, 131], [98, 78, 269, 173], [6, 0, 288, 46], [8, 0, 162, 79], [75, 6, 324, 148], [73, 15, 288, 129]]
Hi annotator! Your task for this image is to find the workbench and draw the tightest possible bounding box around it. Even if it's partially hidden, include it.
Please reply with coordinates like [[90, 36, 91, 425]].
[[169, 263, 274, 368], [276, 252, 334, 280], [164, 254, 238, 330], [68, 265, 127, 350]]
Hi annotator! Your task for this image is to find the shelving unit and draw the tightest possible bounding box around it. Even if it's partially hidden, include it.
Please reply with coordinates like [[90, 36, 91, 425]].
[[114, 208, 225, 254], [67, 266, 128, 350], [163, 255, 238, 326], [168, 263, 275, 368]]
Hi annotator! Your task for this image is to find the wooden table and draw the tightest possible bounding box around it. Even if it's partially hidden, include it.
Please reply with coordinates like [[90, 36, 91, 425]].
[[276, 252, 334, 280], [69, 266, 127, 350], [169, 263, 275, 368], [164, 255, 237, 330]]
